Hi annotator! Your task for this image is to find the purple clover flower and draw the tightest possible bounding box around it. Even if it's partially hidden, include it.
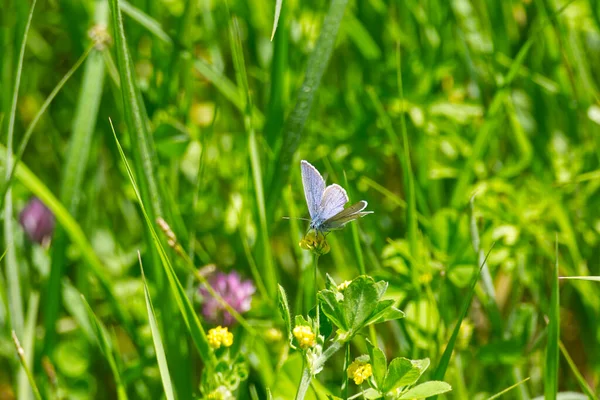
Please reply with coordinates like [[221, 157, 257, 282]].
[[200, 271, 255, 326], [19, 197, 55, 245]]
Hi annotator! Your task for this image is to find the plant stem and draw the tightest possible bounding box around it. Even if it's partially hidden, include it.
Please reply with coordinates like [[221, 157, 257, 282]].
[[295, 366, 312, 400], [341, 341, 350, 399], [313, 253, 320, 310], [295, 339, 344, 400]]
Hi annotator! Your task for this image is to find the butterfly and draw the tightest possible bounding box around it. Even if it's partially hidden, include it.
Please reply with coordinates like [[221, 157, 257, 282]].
[[301, 160, 372, 233]]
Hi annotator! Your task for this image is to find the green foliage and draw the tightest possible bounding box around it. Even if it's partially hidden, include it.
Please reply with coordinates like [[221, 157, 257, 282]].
[[2, 0, 600, 398], [319, 275, 404, 341]]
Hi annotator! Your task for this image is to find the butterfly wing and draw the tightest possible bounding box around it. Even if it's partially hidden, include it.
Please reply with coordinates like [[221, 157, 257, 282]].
[[318, 184, 349, 221], [301, 160, 325, 219], [323, 200, 372, 230]]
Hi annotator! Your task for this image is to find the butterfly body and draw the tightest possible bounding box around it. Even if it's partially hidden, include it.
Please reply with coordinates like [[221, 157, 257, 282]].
[[301, 160, 372, 233]]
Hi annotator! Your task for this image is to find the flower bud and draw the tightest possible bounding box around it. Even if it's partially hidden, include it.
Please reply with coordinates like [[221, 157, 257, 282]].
[[19, 197, 54, 245]]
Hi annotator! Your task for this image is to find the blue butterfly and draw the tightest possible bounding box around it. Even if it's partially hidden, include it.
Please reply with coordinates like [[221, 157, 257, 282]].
[[301, 160, 372, 233]]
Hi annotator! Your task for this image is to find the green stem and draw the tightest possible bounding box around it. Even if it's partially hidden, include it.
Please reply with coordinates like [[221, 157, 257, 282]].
[[295, 366, 312, 400], [313, 253, 319, 310], [341, 341, 350, 399], [295, 339, 344, 400]]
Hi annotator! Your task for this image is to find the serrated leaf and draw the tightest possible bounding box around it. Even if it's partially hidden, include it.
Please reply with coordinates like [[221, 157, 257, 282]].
[[366, 339, 387, 388], [277, 285, 294, 347], [383, 358, 430, 393], [398, 381, 451, 399]]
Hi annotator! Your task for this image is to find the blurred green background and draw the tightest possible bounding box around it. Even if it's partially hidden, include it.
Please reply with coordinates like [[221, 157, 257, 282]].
[[1, 0, 600, 398]]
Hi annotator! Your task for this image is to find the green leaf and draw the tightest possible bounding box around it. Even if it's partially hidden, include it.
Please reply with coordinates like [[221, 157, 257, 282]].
[[140, 258, 175, 400], [383, 358, 430, 393], [366, 339, 387, 388], [364, 301, 405, 326], [397, 381, 452, 399], [277, 285, 294, 347], [318, 290, 346, 331], [342, 276, 381, 333]]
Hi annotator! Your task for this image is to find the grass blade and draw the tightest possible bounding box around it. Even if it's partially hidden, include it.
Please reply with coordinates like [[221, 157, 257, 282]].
[[81, 296, 128, 400], [266, 0, 349, 217], [44, 0, 108, 351], [559, 276, 600, 282], [544, 238, 560, 400], [486, 378, 531, 400], [108, 0, 169, 255], [139, 253, 175, 400], [3, 0, 37, 341], [17, 292, 40, 400], [12, 331, 42, 400], [0, 46, 92, 206], [270, 0, 283, 41], [432, 244, 495, 382], [110, 120, 217, 368], [559, 341, 598, 400], [120, 0, 172, 45]]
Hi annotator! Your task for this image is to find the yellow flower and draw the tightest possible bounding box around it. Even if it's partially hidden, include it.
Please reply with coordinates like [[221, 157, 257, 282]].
[[419, 272, 433, 285], [207, 326, 234, 349], [265, 327, 283, 342], [299, 230, 330, 255], [337, 280, 352, 291], [293, 325, 316, 349], [347, 360, 372, 385]]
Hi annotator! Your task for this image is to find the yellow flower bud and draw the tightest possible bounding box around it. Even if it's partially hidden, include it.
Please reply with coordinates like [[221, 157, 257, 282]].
[[337, 280, 351, 291], [292, 325, 316, 349], [207, 326, 234, 349], [265, 327, 283, 342], [347, 360, 372, 385]]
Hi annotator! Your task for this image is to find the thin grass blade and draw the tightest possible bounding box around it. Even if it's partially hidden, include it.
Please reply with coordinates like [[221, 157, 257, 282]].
[[486, 378, 531, 400], [559, 341, 597, 399], [270, 0, 283, 41], [139, 254, 175, 400], [17, 292, 40, 400], [544, 239, 560, 400], [110, 120, 217, 368], [3, 0, 37, 341], [11, 331, 42, 400]]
